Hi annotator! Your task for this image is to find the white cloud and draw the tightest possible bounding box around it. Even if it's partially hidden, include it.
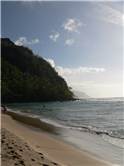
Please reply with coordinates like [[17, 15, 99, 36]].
[[46, 58, 106, 80], [72, 82, 123, 98], [45, 58, 105, 76], [56, 66, 105, 76], [94, 3, 124, 27], [15, 37, 39, 46], [49, 32, 60, 42], [31, 38, 39, 44], [65, 39, 75, 46], [46, 58, 55, 68], [45, 58, 122, 98], [63, 18, 83, 33]]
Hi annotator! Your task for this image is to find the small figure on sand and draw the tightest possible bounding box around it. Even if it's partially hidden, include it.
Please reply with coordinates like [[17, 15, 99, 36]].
[[1, 105, 7, 114]]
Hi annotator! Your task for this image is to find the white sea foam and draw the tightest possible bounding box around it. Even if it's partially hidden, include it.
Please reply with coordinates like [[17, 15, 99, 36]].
[[39, 118, 64, 128], [102, 134, 124, 149]]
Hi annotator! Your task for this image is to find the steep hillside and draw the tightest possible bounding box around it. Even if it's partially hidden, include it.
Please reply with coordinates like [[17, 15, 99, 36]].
[[1, 38, 74, 102]]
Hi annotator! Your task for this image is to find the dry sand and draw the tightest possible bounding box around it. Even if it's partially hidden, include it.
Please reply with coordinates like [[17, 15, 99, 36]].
[[1, 113, 111, 166], [1, 128, 59, 166]]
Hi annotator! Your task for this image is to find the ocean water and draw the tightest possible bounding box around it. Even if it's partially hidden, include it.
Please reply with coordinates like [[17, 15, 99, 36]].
[[6, 97, 124, 165]]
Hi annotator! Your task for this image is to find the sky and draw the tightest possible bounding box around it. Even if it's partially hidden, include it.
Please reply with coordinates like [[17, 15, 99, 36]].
[[1, 1, 124, 98]]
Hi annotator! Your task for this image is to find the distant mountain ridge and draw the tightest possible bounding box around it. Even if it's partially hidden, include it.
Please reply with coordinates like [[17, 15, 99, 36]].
[[73, 90, 89, 99], [1, 38, 74, 102]]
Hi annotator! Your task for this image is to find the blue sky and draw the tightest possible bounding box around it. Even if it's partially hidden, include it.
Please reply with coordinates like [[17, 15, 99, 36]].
[[1, 1, 123, 97]]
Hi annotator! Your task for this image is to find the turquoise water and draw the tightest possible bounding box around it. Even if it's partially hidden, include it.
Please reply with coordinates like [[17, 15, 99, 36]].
[[7, 97, 124, 165]]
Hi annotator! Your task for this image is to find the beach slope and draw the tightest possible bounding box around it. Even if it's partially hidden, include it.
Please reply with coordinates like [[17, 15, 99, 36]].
[[2, 114, 110, 166]]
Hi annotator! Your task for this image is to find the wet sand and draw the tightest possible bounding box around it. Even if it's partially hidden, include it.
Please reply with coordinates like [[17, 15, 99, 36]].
[[1, 113, 111, 166]]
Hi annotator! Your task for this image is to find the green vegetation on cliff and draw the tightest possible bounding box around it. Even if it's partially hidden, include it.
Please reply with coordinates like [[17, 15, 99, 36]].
[[1, 38, 74, 102]]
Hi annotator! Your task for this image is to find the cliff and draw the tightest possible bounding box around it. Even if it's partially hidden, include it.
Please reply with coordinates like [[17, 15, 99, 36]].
[[1, 38, 74, 102]]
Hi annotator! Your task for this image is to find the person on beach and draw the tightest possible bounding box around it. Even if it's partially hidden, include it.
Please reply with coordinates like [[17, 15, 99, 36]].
[[1, 105, 7, 113]]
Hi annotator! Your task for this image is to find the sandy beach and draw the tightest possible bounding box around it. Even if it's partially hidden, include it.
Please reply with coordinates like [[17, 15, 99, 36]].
[[1, 113, 111, 166], [1, 128, 60, 166]]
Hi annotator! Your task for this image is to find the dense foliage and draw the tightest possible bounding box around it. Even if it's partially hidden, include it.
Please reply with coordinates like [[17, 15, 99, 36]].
[[1, 38, 74, 102]]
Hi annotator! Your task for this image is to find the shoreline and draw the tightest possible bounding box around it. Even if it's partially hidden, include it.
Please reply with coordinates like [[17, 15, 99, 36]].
[[2, 113, 112, 166]]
